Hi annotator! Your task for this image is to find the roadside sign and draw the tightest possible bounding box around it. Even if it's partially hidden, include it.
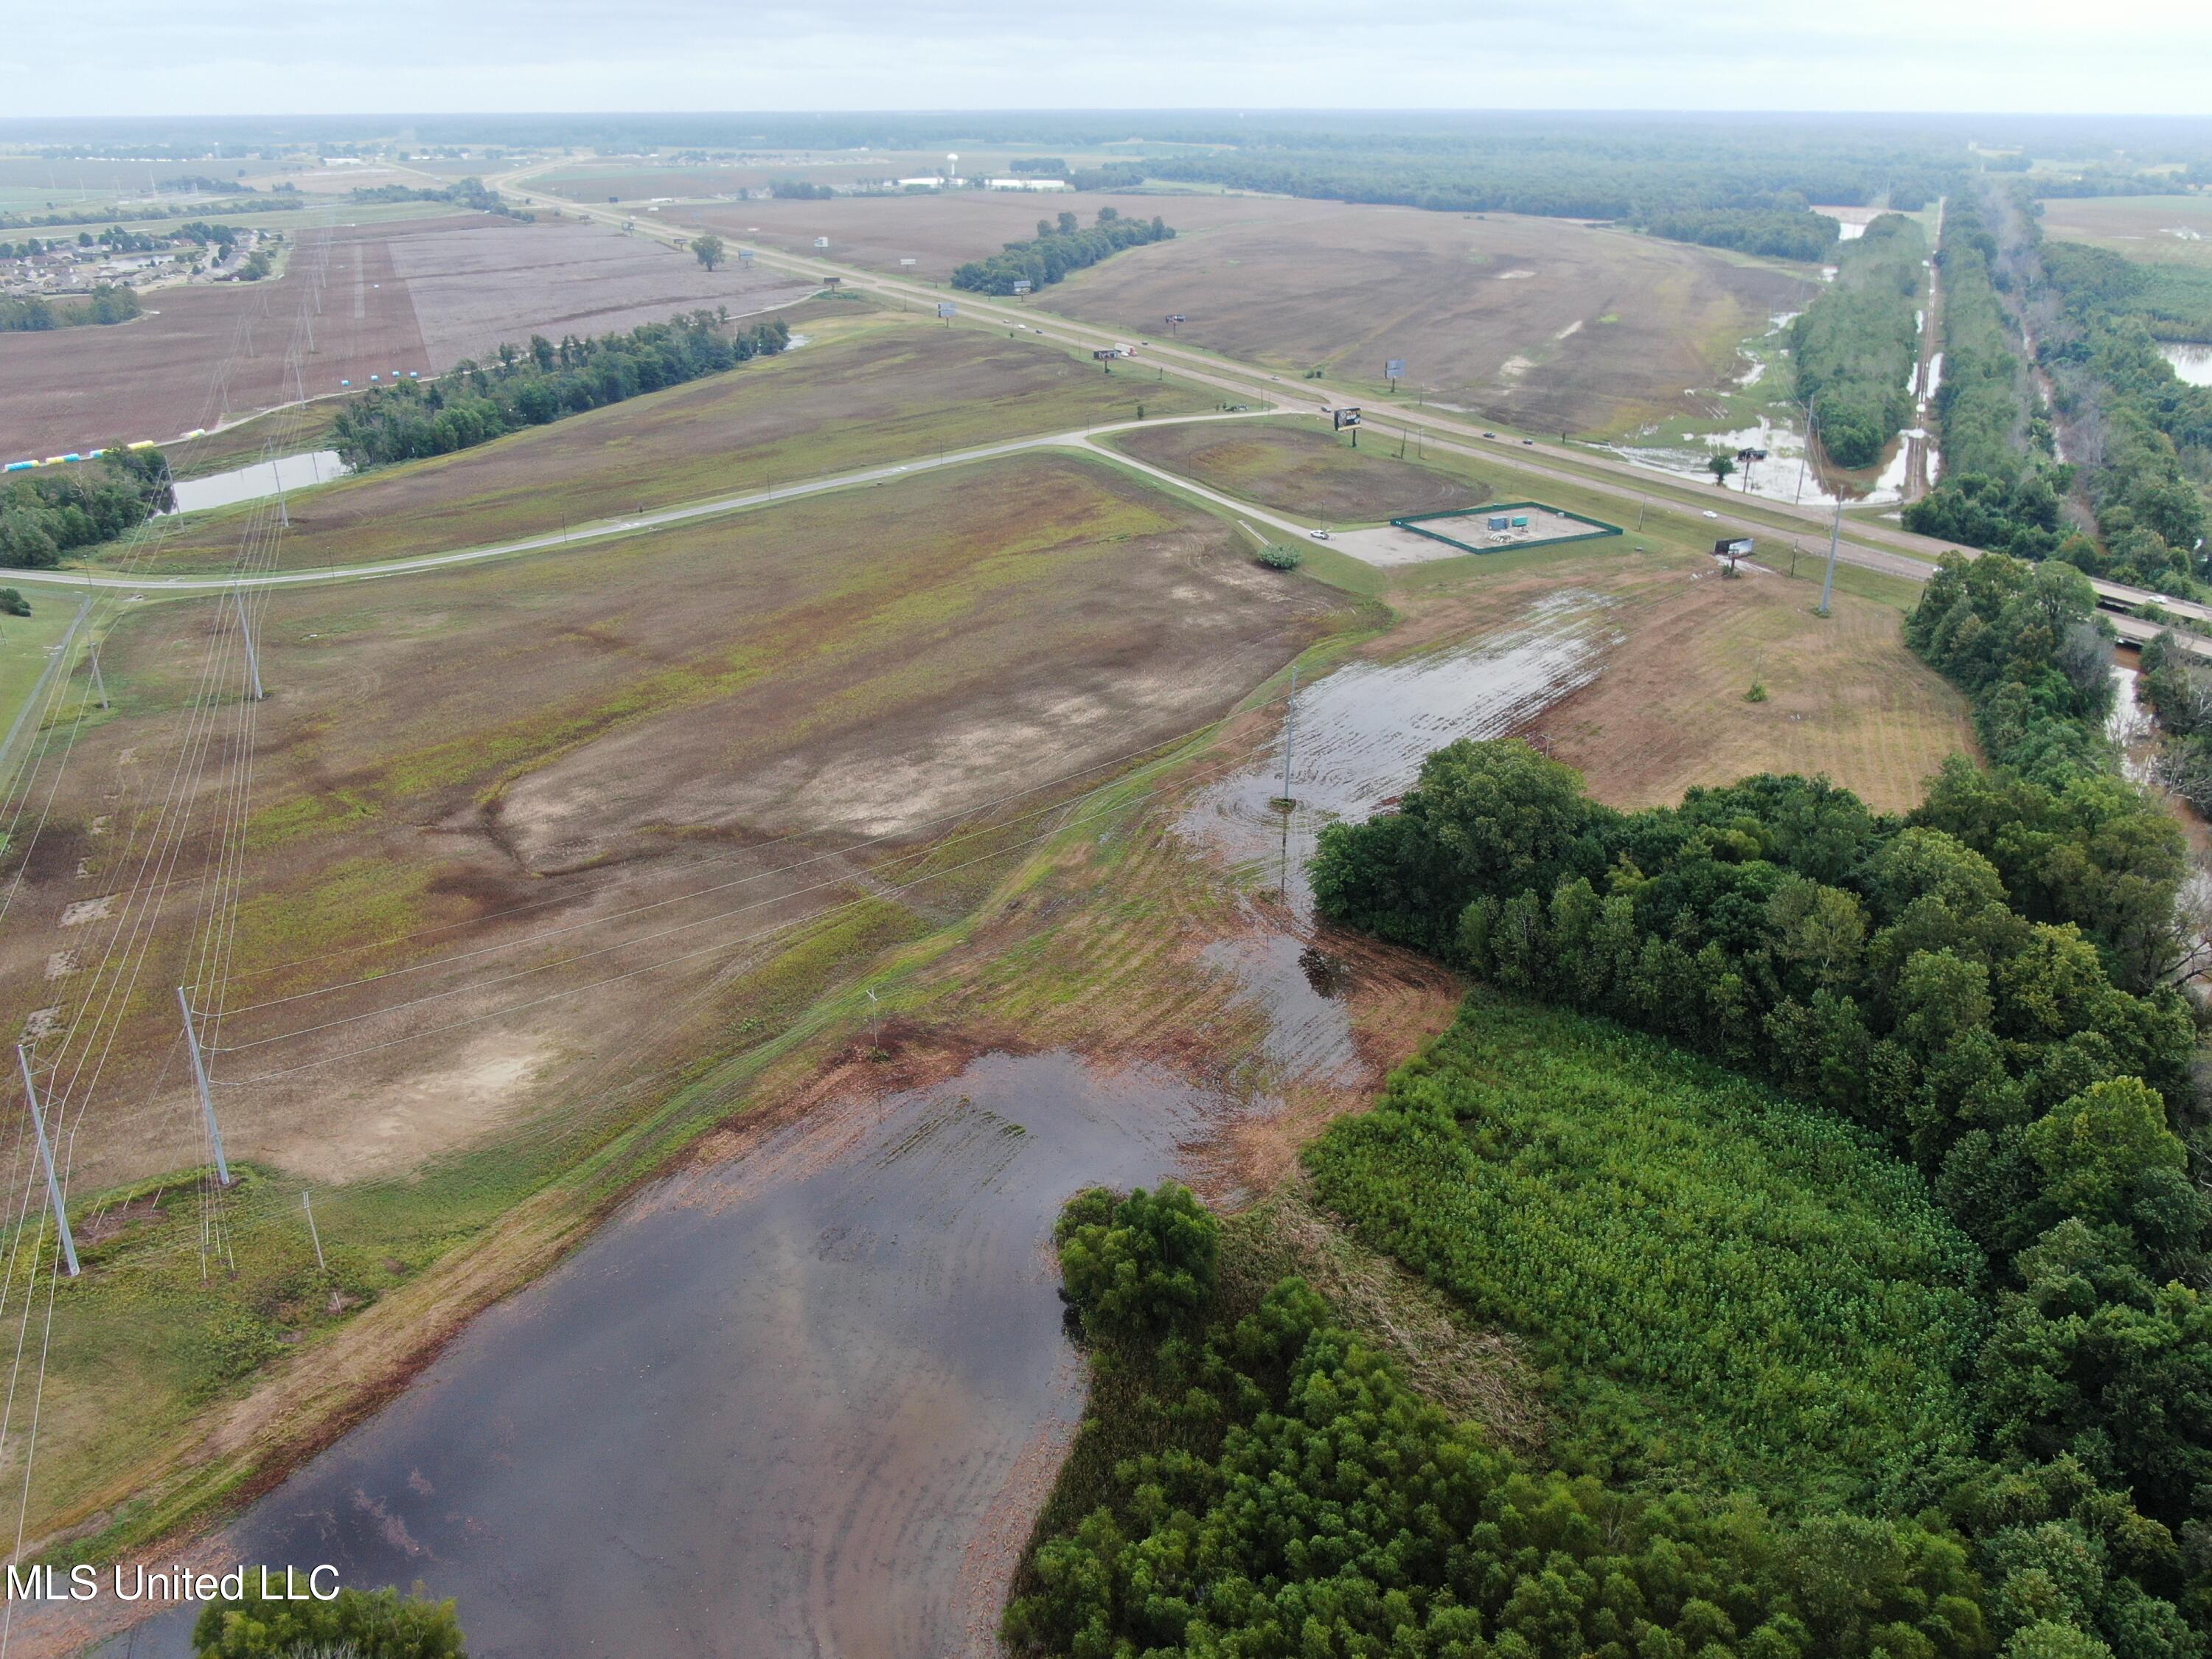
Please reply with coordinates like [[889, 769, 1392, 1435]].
[[1012, 279, 1032, 295], [1385, 358, 1405, 379], [1332, 407, 1362, 430], [936, 302, 956, 319]]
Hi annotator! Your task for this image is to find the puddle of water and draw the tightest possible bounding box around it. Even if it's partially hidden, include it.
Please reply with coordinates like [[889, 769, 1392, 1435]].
[[1180, 594, 1613, 912], [2162, 343, 2212, 387], [113, 1051, 1228, 1659], [167, 450, 346, 514], [1200, 930, 1362, 1087]]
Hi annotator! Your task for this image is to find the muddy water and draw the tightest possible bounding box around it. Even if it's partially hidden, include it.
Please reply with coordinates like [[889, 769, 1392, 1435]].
[[166, 450, 347, 514], [114, 1054, 1225, 1659], [1180, 594, 1614, 911]]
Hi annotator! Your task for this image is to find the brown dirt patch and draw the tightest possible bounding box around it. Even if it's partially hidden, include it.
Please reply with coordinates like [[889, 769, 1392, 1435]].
[[0, 451, 1346, 1200], [0, 215, 807, 461], [681, 192, 1815, 437]]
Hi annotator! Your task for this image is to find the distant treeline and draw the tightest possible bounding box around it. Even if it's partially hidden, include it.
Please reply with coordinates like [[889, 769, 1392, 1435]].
[[1641, 205, 1842, 260], [1789, 213, 1927, 468], [0, 446, 171, 568], [768, 179, 835, 200], [950, 207, 1172, 296], [330, 310, 787, 467], [0, 285, 142, 333], [348, 176, 533, 221], [0, 198, 294, 232]]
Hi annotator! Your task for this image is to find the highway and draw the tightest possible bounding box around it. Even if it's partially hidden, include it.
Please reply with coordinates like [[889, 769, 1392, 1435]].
[[8, 171, 2207, 666], [482, 164, 2212, 652]]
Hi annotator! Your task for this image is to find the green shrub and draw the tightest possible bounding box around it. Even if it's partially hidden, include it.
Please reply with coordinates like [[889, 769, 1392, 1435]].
[[191, 1581, 464, 1658], [1256, 543, 1303, 570], [1054, 1182, 1217, 1344]]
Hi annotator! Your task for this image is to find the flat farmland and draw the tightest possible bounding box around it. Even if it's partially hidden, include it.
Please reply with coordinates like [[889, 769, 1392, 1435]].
[[130, 313, 1220, 573], [681, 192, 1816, 437], [0, 213, 810, 462], [0, 450, 1345, 1546], [1106, 416, 1488, 523], [2036, 194, 2212, 268]]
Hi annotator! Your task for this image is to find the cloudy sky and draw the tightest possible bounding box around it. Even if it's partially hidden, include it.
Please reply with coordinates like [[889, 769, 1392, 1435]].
[[6, 0, 2208, 116]]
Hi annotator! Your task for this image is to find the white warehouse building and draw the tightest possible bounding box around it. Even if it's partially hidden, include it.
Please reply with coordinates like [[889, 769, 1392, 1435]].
[[985, 177, 1071, 191]]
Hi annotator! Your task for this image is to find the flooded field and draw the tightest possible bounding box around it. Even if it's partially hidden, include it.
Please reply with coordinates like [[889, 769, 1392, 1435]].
[[166, 449, 347, 514], [107, 1054, 1229, 1659], [1180, 594, 1615, 908]]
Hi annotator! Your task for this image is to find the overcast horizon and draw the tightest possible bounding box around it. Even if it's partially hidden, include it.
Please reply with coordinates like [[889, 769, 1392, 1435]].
[[7, 0, 2210, 120]]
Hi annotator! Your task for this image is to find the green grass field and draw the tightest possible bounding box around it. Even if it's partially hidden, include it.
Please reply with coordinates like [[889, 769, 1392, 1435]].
[[0, 595, 83, 782], [1307, 992, 1983, 1510]]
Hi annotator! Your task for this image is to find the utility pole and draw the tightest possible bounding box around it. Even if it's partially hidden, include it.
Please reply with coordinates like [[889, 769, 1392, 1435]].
[[1818, 498, 1842, 617], [234, 591, 263, 700], [17, 1047, 79, 1279], [1279, 665, 1297, 806], [88, 647, 107, 710], [302, 1191, 325, 1270], [177, 987, 232, 1186]]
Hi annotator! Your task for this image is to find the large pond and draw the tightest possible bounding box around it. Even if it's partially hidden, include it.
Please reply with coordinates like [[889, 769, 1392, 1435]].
[[111, 1053, 1225, 1658], [167, 451, 347, 515]]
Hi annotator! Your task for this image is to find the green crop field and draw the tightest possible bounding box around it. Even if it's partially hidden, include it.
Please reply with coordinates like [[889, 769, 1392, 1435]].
[[1308, 992, 1983, 1509]]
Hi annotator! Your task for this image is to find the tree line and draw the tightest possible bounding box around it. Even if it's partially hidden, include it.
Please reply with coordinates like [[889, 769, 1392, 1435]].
[[0, 445, 173, 568], [348, 176, 533, 221], [2036, 240, 2212, 595], [329, 310, 788, 468], [1790, 213, 1929, 468], [1901, 189, 2077, 573], [949, 207, 1173, 296], [1642, 205, 1843, 261], [0, 285, 142, 333]]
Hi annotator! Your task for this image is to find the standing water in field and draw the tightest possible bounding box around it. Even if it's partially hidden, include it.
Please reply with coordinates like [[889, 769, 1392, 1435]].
[[108, 1054, 1233, 1659], [165, 450, 348, 514], [1180, 592, 1616, 912]]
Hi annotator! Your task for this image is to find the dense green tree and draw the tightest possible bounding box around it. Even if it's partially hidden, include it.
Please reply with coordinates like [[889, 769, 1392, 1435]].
[[192, 1580, 465, 1658]]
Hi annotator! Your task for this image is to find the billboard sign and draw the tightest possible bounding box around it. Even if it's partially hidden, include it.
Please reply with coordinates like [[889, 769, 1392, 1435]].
[[1385, 358, 1405, 379], [1332, 407, 1363, 431], [936, 302, 957, 319], [1012, 279, 1032, 295]]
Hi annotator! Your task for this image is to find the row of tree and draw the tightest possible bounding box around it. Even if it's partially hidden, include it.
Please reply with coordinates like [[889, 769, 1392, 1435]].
[[1900, 189, 2082, 573], [329, 310, 787, 468], [1642, 205, 1843, 260], [1790, 213, 1930, 467], [0, 445, 173, 568], [347, 176, 533, 221], [2036, 240, 2212, 596], [949, 207, 1173, 296]]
